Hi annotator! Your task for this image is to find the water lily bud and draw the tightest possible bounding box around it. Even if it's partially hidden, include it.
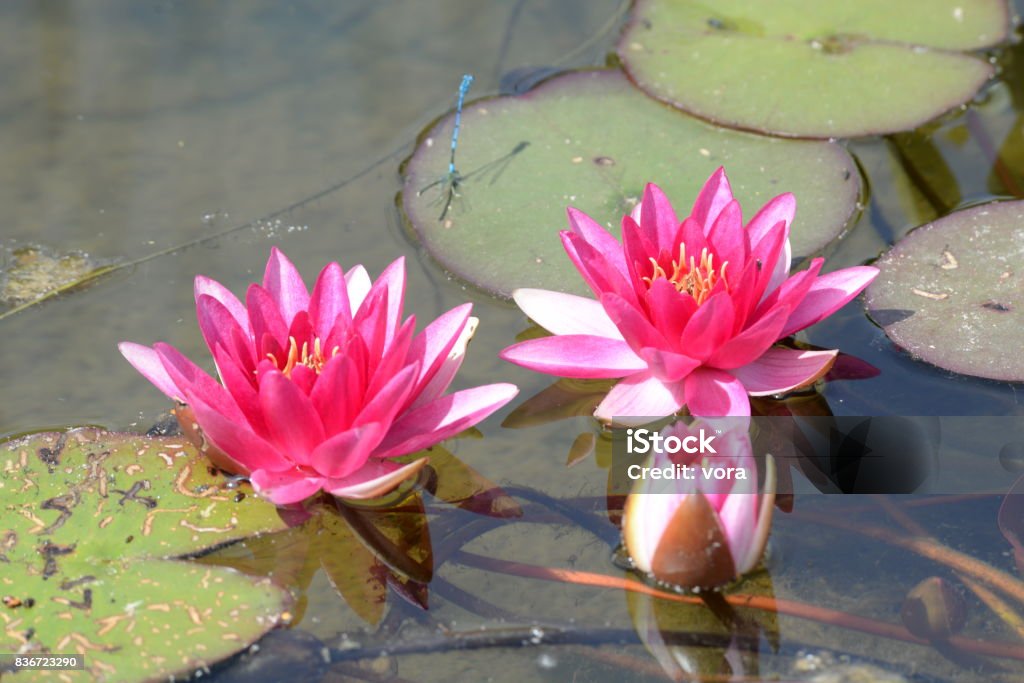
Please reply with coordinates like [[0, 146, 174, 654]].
[[623, 419, 775, 589], [900, 577, 966, 641]]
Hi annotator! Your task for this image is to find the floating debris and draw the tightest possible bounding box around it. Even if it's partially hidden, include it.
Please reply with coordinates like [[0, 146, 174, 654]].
[[0, 245, 111, 307]]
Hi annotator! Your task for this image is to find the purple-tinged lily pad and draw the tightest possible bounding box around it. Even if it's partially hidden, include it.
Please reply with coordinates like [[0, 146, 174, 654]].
[[0, 429, 290, 682], [402, 70, 859, 298], [618, 0, 1008, 139], [866, 201, 1024, 380]]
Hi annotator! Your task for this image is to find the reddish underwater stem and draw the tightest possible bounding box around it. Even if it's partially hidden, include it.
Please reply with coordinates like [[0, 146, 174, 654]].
[[453, 551, 1024, 663]]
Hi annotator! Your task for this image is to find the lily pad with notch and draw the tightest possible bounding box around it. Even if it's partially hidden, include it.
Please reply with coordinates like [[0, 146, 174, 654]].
[[617, 0, 1009, 138], [0, 428, 291, 682], [402, 69, 860, 298], [866, 200, 1024, 381]]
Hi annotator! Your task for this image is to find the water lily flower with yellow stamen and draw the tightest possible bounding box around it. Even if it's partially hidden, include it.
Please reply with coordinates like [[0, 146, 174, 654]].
[[119, 247, 518, 505], [500, 167, 878, 421]]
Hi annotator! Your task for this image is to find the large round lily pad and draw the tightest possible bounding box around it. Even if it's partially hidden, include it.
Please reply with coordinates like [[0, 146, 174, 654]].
[[866, 201, 1024, 381], [617, 0, 1008, 138], [402, 69, 859, 298], [0, 429, 290, 682]]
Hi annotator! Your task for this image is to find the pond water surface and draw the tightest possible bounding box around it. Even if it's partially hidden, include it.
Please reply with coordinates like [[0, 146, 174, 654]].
[[2, 1, 1024, 681]]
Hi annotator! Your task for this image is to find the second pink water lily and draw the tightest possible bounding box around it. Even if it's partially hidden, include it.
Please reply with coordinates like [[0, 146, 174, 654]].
[[120, 248, 518, 505], [501, 168, 878, 420]]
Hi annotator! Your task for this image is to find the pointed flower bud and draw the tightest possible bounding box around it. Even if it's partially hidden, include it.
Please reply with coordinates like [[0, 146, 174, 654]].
[[623, 419, 774, 589]]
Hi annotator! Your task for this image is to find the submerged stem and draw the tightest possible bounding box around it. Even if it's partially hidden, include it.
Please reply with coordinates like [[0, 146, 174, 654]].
[[871, 494, 1024, 643], [451, 550, 1024, 663]]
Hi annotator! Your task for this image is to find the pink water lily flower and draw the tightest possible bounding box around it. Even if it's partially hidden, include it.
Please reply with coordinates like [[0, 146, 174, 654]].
[[500, 168, 878, 421], [623, 419, 774, 588], [119, 248, 518, 505]]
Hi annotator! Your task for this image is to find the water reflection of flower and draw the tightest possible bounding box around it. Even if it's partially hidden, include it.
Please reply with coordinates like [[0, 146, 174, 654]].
[[501, 168, 877, 421], [202, 444, 521, 626], [120, 248, 517, 504], [627, 576, 778, 683]]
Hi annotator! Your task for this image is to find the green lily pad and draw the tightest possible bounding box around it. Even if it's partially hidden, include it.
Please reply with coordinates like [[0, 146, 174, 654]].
[[617, 0, 1008, 138], [0, 429, 290, 681], [866, 201, 1024, 381], [402, 69, 859, 298]]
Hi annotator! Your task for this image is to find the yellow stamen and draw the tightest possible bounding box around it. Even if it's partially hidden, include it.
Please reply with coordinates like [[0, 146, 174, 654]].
[[265, 336, 339, 377], [641, 243, 729, 305]]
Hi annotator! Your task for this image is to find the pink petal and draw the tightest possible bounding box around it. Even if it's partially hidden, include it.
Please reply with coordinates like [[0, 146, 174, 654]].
[[286, 310, 314, 350], [738, 456, 776, 573], [185, 388, 290, 474], [250, 468, 324, 505], [197, 294, 255, 373], [289, 364, 317, 395], [311, 353, 362, 435], [345, 265, 372, 312], [623, 469, 691, 572], [748, 221, 789, 298], [259, 370, 327, 466], [706, 304, 790, 370], [194, 275, 248, 330], [210, 343, 268, 437], [690, 167, 734, 232], [753, 258, 824, 321], [408, 317, 474, 410], [729, 347, 837, 396], [246, 284, 288, 355], [620, 215, 660, 293], [675, 215, 708, 257], [780, 266, 879, 337], [727, 235, 782, 326], [593, 371, 686, 425], [262, 247, 310, 326], [680, 293, 735, 361], [638, 348, 701, 382], [729, 222, 789, 323], [717, 486, 759, 572], [500, 335, 646, 378], [600, 292, 671, 353], [561, 231, 636, 304], [639, 183, 679, 250], [119, 342, 181, 400], [566, 207, 629, 279], [684, 368, 751, 417], [365, 316, 417, 400], [357, 363, 420, 428], [368, 257, 406, 343], [309, 422, 386, 479], [308, 262, 351, 341], [352, 286, 389, 368], [155, 342, 246, 423], [407, 303, 472, 397], [645, 278, 698, 343], [512, 288, 622, 339], [373, 383, 518, 458], [325, 457, 429, 500], [745, 192, 795, 246], [706, 199, 746, 268], [764, 238, 792, 300]]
